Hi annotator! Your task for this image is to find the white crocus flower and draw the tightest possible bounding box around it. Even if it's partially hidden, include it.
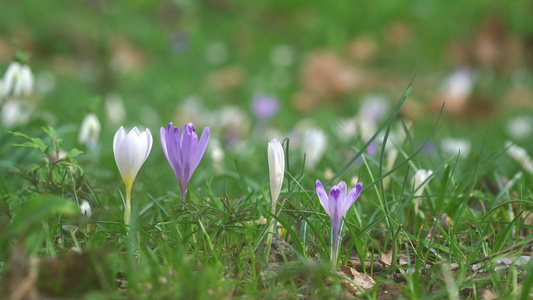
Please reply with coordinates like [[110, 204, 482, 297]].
[[113, 126, 153, 226], [268, 138, 285, 205], [0, 99, 31, 127], [301, 128, 327, 169], [2, 61, 34, 98], [442, 68, 473, 101], [506, 116, 532, 140], [441, 137, 471, 158], [266, 138, 285, 263], [79, 113, 101, 150], [506, 141, 533, 175], [335, 118, 357, 142], [209, 138, 225, 172], [412, 169, 433, 216], [413, 169, 433, 197], [105, 94, 127, 125], [80, 200, 92, 217]]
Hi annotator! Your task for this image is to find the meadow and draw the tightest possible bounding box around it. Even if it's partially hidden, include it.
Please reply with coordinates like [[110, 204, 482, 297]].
[[1, 1, 533, 299]]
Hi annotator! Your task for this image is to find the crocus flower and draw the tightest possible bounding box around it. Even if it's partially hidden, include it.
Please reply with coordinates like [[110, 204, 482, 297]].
[[301, 128, 327, 169], [252, 94, 279, 121], [268, 139, 284, 206], [316, 179, 363, 268], [105, 94, 126, 126], [507, 116, 533, 140], [412, 169, 433, 215], [80, 200, 92, 218], [113, 126, 153, 226], [506, 141, 533, 175], [413, 169, 433, 197], [79, 113, 101, 150], [2, 61, 34, 99], [441, 137, 471, 158], [160, 122, 210, 202], [265, 138, 285, 264], [0, 99, 31, 127]]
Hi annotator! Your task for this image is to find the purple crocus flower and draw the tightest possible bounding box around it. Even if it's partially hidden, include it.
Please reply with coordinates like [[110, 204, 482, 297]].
[[160, 122, 210, 202], [316, 179, 363, 267], [251, 94, 279, 121]]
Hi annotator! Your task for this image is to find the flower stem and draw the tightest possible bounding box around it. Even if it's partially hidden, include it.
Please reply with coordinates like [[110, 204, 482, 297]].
[[124, 180, 133, 227], [264, 197, 278, 265]]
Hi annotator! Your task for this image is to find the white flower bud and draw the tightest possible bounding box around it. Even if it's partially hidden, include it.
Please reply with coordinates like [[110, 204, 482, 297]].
[[268, 138, 285, 206], [79, 113, 101, 150]]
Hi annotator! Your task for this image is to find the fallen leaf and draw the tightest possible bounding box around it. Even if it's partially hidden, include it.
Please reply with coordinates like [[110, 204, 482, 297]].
[[380, 250, 393, 267], [300, 51, 359, 100], [347, 35, 378, 62], [337, 265, 376, 295], [480, 288, 499, 300]]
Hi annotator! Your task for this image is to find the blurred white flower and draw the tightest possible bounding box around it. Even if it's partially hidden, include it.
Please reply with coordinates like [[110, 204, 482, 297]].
[[441, 68, 474, 101], [2, 61, 34, 99], [506, 141, 533, 174], [358, 94, 389, 122], [506, 116, 532, 140], [105, 94, 127, 125], [80, 200, 92, 217], [270, 45, 294, 67], [209, 138, 225, 172], [176, 97, 213, 129], [353, 94, 389, 141], [412, 169, 433, 216], [0, 99, 31, 127], [335, 118, 357, 142], [78, 113, 101, 150], [288, 118, 314, 150], [301, 128, 327, 169], [413, 169, 433, 197], [217, 106, 250, 148], [441, 137, 471, 158]]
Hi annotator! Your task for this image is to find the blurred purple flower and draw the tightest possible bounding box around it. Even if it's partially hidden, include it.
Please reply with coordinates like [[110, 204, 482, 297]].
[[251, 94, 279, 121], [421, 140, 435, 156], [161, 122, 210, 202], [316, 179, 363, 267], [367, 141, 377, 157]]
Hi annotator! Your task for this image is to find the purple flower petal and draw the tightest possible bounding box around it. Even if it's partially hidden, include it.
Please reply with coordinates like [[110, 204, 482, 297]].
[[316, 179, 330, 216], [160, 122, 210, 202]]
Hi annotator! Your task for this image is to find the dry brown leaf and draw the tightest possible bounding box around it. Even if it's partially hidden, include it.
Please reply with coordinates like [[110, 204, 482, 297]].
[[384, 21, 412, 48], [380, 250, 393, 267], [480, 288, 498, 300], [300, 51, 359, 100], [337, 265, 376, 296], [292, 90, 319, 113], [347, 36, 378, 62], [399, 257, 409, 266], [110, 37, 146, 73]]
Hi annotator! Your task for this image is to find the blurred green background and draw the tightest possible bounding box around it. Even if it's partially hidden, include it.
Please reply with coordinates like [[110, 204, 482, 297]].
[[1, 0, 533, 195]]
